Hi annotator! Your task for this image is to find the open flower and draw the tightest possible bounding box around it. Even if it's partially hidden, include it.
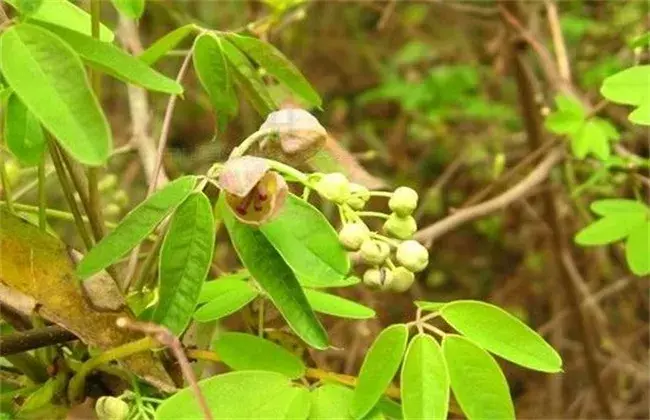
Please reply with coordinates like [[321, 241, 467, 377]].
[[218, 156, 288, 226]]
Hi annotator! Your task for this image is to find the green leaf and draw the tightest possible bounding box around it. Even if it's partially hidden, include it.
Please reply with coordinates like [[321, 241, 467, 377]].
[[4, 94, 45, 166], [629, 32, 650, 48], [11, 0, 44, 16], [625, 221, 650, 276], [219, 196, 328, 349], [139, 24, 197, 66], [590, 199, 648, 216], [350, 324, 409, 419], [5, 0, 114, 42], [155, 371, 306, 419], [193, 285, 258, 322], [575, 213, 646, 246], [442, 335, 515, 420], [77, 176, 197, 278], [111, 0, 145, 19], [198, 273, 252, 304], [310, 384, 354, 420], [555, 95, 586, 117], [414, 301, 446, 312], [305, 289, 375, 319], [571, 119, 610, 160], [439, 300, 562, 373], [193, 33, 238, 123], [601, 65, 650, 106], [225, 33, 321, 108], [152, 192, 215, 335], [261, 194, 351, 288], [601, 66, 650, 125], [0, 24, 111, 166], [400, 334, 449, 420], [39, 24, 182, 95], [220, 37, 276, 117], [285, 387, 312, 420], [213, 332, 306, 379], [545, 112, 584, 135]]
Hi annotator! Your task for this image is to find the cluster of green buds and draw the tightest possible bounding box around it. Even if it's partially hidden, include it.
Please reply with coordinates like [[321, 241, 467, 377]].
[[312, 173, 429, 293]]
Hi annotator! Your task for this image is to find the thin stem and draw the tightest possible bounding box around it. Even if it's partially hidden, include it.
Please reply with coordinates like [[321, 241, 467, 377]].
[[0, 202, 118, 230], [129, 228, 165, 292], [37, 160, 46, 231], [68, 336, 158, 403], [305, 368, 401, 399], [229, 128, 276, 159], [48, 142, 93, 250], [265, 159, 309, 184], [357, 211, 390, 219], [0, 152, 14, 213], [368, 191, 393, 198], [257, 300, 265, 337]]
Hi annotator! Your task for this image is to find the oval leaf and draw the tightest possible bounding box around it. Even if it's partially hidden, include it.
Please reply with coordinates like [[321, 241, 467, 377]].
[[575, 213, 646, 246], [310, 384, 354, 420], [193, 286, 258, 322], [139, 24, 197, 66], [213, 332, 306, 379], [443, 335, 514, 420], [401, 334, 449, 420], [4, 94, 45, 166], [261, 194, 351, 288], [111, 0, 145, 19], [440, 300, 562, 372], [305, 289, 375, 319], [350, 324, 409, 419], [40, 24, 182, 95], [198, 273, 251, 304], [626, 221, 650, 276], [193, 33, 237, 119], [220, 37, 276, 117], [152, 192, 215, 335], [1, 24, 112, 166], [225, 33, 322, 108], [219, 196, 328, 349], [155, 371, 304, 419], [590, 199, 648, 216], [5, 0, 114, 42], [414, 301, 446, 312], [601, 65, 649, 106], [77, 176, 197, 278]]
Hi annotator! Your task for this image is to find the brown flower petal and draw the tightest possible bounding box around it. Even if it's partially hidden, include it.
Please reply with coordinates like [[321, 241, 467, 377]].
[[226, 172, 288, 226], [218, 156, 270, 198]]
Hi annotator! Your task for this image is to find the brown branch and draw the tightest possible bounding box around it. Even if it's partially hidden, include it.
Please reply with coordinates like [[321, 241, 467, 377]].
[[117, 318, 213, 420], [414, 148, 564, 247], [500, 4, 613, 416], [0, 326, 77, 356]]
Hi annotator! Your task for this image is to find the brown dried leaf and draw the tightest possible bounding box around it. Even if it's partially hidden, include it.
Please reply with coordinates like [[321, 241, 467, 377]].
[[0, 210, 175, 393]]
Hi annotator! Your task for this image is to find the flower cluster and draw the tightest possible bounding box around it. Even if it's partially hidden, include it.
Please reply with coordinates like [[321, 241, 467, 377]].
[[312, 173, 429, 293]]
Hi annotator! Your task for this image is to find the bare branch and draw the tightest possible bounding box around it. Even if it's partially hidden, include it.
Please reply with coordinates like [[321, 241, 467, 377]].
[[414, 148, 564, 247]]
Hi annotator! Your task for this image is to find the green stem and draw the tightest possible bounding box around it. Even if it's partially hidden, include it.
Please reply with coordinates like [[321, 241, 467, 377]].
[[229, 129, 276, 159], [48, 142, 93, 250], [38, 159, 46, 231], [357, 211, 390, 219], [68, 336, 158, 403], [368, 191, 393, 198], [0, 201, 118, 230], [257, 299, 265, 337], [0, 152, 14, 213], [265, 159, 309, 184], [130, 229, 165, 292]]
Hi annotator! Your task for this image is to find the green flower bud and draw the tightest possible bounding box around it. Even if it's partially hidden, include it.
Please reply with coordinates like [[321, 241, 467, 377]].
[[382, 213, 417, 239], [338, 222, 370, 250], [104, 203, 121, 217], [96, 396, 129, 420], [359, 239, 390, 265], [363, 267, 393, 290], [390, 266, 415, 292], [4, 160, 20, 186], [112, 190, 129, 207], [388, 186, 419, 217], [98, 174, 118, 192], [347, 183, 370, 210], [315, 173, 350, 204], [395, 240, 429, 272]]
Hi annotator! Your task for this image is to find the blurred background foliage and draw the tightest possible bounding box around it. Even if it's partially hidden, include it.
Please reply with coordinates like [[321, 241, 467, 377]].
[[3, 1, 648, 418]]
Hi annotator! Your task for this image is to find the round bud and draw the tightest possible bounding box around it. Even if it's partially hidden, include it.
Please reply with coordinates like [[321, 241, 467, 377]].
[[315, 173, 350, 204], [338, 222, 370, 250], [347, 183, 370, 210], [395, 240, 429, 272], [104, 203, 121, 217], [390, 266, 415, 292], [98, 174, 118, 192], [382, 213, 417, 240], [95, 396, 129, 420], [388, 186, 419, 217], [359, 239, 390, 265], [112, 190, 129, 207], [4, 160, 20, 186], [363, 267, 393, 290]]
